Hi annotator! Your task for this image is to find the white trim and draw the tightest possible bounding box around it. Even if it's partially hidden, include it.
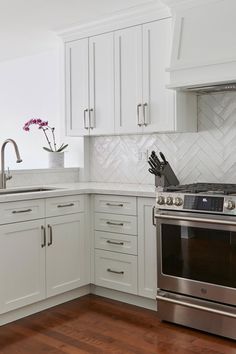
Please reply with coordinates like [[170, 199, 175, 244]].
[[0, 285, 90, 326], [167, 58, 236, 72], [160, 0, 221, 10], [56, 2, 171, 42], [91, 285, 157, 311]]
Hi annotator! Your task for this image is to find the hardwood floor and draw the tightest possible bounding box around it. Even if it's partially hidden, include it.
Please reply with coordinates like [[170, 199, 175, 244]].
[[0, 295, 235, 354]]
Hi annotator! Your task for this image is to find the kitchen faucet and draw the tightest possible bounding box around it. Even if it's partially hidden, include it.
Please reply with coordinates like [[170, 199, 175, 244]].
[[0, 139, 22, 189]]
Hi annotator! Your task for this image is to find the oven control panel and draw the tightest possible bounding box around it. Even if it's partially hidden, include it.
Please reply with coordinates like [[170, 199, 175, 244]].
[[184, 195, 224, 212], [156, 192, 236, 215]]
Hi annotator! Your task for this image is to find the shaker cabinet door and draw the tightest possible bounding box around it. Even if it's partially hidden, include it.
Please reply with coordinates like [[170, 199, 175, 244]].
[[142, 18, 175, 132], [65, 39, 90, 136], [0, 220, 46, 314], [46, 213, 87, 298], [114, 26, 143, 134], [89, 32, 115, 135]]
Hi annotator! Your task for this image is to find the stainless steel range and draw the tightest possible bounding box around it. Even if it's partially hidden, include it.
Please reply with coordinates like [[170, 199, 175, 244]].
[[155, 183, 236, 340]]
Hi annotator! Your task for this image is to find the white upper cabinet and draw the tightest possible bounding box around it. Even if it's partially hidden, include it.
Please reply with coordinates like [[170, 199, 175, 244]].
[[142, 19, 175, 132], [64, 16, 197, 136], [65, 33, 115, 136], [115, 19, 196, 134], [114, 26, 143, 134], [65, 38, 89, 136], [89, 33, 115, 136]]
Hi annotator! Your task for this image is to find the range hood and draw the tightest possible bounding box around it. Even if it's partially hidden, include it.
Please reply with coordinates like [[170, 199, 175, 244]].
[[161, 0, 236, 93]]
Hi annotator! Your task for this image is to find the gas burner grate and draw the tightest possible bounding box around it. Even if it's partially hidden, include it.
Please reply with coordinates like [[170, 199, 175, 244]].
[[164, 183, 236, 195]]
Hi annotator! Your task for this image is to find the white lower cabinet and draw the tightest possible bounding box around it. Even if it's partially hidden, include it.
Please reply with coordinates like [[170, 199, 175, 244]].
[[46, 213, 86, 297], [0, 220, 46, 314], [138, 198, 157, 299], [94, 194, 138, 295], [0, 194, 88, 315], [95, 250, 137, 294]]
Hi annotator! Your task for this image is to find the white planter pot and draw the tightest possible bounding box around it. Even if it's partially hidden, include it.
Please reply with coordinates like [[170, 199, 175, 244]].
[[48, 152, 64, 168]]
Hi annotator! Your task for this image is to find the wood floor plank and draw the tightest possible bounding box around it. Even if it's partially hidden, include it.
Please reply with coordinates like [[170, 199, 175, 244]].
[[0, 294, 235, 354]]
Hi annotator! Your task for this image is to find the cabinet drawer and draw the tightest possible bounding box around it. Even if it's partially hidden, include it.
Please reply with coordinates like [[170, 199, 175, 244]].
[[95, 231, 137, 255], [95, 213, 137, 235], [95, 250, 137, 294], [94, 195, 136, 215], [0, 199, 44, 224], [46, 195, 84, 217]]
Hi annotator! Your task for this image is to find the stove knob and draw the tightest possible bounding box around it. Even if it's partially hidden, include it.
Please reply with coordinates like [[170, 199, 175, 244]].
[[224, 200, 235, 210], [174, 197, 183, 207], [166, 196, 173, 205], [157, 196, 165, 205]]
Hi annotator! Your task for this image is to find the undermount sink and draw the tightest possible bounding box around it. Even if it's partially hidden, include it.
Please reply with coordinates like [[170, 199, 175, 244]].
[[0, 187, 57, 195]]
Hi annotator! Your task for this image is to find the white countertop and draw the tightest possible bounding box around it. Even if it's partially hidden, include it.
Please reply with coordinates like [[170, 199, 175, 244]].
[[0, 182, 156, 202]]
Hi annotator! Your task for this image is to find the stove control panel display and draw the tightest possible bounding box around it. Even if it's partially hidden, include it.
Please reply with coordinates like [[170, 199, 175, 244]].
[[184, 195, 224, 212]]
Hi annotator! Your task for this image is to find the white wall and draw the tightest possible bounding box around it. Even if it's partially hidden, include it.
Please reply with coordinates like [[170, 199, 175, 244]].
[[0, 49, 83, 170]]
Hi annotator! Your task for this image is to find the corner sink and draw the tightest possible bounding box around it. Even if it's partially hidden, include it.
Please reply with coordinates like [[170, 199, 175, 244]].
[[0, 187, 58, 195]]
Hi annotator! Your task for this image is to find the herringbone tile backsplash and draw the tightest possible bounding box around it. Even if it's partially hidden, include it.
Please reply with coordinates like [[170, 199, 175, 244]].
[[90, 93, 236, 185]]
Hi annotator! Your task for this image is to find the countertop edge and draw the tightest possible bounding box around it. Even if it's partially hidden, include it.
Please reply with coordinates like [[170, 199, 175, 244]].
[[0, 183, 156, 202]]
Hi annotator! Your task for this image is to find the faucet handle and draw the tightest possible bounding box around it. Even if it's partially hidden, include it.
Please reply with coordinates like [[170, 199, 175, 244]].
[[6, 167, 12, 181]]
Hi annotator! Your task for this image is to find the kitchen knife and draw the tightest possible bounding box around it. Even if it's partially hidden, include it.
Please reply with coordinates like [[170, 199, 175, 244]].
[[148, 160, 158, 171], [160, 152, 167, 165], [151, 151, 162, 165], [149, 156, 161, 169]]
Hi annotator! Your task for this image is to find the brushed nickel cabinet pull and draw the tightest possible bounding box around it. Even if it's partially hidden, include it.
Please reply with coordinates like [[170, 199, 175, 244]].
[[89, 108, 94, 129], [57, 203, 74, 208], [106, 240, 124, 246], [83, 109, 89, 129], [107, 268, 124, 275], [143, 102, 148, 126], [47, 224, 53, 246], [12, 208, 32, 214], [41, 226, 46, 248], [106, 202, 124, 207], [106, 221, 124, 226], [137, 103, 142, 126]]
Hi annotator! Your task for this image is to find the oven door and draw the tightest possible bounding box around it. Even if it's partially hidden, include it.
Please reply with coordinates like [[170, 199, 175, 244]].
[[156, 210, 236, 306]]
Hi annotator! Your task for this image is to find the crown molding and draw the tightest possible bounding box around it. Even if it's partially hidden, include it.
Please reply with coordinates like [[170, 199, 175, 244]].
[[56, 1, 171, 42], [160, 0, 222, 10]]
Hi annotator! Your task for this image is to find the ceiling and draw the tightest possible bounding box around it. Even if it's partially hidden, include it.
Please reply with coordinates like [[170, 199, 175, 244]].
[[0, 0, 153, 62]]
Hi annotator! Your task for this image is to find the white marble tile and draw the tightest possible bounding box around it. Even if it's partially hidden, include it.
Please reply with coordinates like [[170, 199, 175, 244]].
[[90, 92, 236, 184]]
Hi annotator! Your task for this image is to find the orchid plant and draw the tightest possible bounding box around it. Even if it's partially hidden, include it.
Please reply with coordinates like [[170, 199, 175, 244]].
[[23, 119, 68, 153]]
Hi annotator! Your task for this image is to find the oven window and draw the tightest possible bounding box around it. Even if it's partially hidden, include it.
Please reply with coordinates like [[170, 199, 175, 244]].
[[161, 224, 236, 288]]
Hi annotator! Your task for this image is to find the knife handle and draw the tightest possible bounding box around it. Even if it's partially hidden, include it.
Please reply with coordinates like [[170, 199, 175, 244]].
[[160, 152, 167, 164]]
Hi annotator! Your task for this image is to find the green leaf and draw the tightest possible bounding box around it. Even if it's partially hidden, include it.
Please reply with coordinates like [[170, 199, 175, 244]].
[[57, 144, 68, 152], [43, 147, 53, 152]]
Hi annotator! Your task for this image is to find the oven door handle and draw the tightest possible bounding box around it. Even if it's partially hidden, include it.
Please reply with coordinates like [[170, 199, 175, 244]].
[[156, 290, 236, 319], [155, 213, 236, 227]]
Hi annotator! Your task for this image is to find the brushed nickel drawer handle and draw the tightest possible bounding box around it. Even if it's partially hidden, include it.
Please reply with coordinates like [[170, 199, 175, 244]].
[[57, 203, 74, 208], [107, 268, 124, 275], [47, 224, 53, 246], [12, 208, 32, 214], [106, 203, 124, 207], [41, 226, 46, 248], [106, 221, 124, 226], [106, 240, 124, 246]]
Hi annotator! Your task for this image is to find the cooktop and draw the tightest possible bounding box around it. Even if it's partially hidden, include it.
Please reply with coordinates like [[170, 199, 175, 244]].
[[164, 183, 236, 195]]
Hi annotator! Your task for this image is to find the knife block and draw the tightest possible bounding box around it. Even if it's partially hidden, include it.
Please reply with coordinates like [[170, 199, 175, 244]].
[[155, 163, 179, 187]]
